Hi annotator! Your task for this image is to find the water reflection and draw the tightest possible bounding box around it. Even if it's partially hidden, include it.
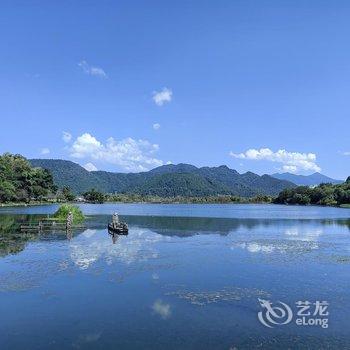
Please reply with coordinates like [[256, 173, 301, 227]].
[[1, 213, 350, 349], [0, 214, 349, 260], [284, 227, 323, 241], [152, 299, 172, 319], [69, 227, 164, 269], [232, 240, 319, 255], [230, 222, 326, 255], [72, 332, 102, 349]]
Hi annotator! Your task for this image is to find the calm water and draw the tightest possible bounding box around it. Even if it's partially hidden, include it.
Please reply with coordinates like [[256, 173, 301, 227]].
[[0, 204, 350, 349], [2, 203, 350, 219]]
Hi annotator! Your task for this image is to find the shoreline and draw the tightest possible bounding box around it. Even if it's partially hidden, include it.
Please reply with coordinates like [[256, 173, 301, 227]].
[[1, 201, 350, 209]]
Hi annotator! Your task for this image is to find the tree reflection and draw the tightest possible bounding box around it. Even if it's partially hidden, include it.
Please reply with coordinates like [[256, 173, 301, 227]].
[[0, 214, 83, 257]]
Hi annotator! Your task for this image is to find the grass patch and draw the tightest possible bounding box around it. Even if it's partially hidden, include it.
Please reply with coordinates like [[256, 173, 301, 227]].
[[53, 204, 85, 224]]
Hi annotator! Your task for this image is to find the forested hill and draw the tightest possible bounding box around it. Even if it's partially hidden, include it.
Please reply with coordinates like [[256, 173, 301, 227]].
[[29, 159, 296, 197]]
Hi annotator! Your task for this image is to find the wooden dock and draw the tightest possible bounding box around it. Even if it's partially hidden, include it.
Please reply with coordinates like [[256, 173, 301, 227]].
[[20, 214, 83, 232]]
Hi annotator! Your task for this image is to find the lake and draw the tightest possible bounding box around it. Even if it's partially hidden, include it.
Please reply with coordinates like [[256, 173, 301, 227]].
[[0, 204, 350, 349]]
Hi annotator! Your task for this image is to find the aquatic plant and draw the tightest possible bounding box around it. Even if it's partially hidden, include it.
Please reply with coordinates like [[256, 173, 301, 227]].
[[53, 204, 85, 224]]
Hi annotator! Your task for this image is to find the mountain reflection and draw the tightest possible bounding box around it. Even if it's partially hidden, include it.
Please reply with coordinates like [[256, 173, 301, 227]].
[[0, 214, 349, 259], [86, 215, 350, 237]]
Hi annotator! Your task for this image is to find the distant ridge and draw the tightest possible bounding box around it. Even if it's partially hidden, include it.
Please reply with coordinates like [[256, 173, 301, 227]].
[[30, 159, 296, 197], [271, 172, 343, 186]]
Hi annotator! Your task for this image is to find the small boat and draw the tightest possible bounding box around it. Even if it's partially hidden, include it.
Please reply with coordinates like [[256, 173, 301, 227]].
[[108, 222, 128, 235], [108, 212, 129, 235]]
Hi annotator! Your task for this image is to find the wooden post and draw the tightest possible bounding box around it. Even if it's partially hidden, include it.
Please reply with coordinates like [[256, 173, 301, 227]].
[[66, 211, 73, 231]]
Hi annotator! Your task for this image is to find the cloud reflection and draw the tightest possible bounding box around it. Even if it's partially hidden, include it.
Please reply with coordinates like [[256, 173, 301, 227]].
[[233, 240, 319, 255], [284, 227, 323, 241], [152, 299, 171, 319], [232, 225, 324, 256], [72, 332, 102, 348], [237, 242, 275, 253], [152, 273, 160, 280], [69, 228, 164, 270]]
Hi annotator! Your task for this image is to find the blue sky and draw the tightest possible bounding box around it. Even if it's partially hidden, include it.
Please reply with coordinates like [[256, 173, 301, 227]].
[[1, 1, 349, 179]]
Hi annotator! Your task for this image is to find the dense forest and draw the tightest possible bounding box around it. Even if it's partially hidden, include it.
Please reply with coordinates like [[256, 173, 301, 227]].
[[274, 178, 350, 206], [1, 153, 350, 207], [0, 153, 57, 203], [29, 158, 295, 197]]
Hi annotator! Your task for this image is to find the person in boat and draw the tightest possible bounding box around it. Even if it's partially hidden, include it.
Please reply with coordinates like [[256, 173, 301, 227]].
[[109, 213, 128, 233], [112, 212, 119, 228]]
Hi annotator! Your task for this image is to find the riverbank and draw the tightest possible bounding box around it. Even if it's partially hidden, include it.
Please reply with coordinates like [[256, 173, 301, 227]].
[[0, 201, 56, 207], [0, 195, 273, 207], [2, 199, 350, 208], [1, 195, 350, 208]]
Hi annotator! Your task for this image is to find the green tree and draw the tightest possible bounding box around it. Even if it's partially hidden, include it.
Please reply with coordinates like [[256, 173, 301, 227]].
[[83, 188, 105, 203], [0, 153, 56, 203], [274, 178, 350, 207], [62, 186, 75, 201]]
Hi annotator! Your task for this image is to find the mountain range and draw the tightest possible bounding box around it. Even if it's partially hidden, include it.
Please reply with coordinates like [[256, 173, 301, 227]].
[[271, 172, 342, 186], [29, 159, 296, 197]]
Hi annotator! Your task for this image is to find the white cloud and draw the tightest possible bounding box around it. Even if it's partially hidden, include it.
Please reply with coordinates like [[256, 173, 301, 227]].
[[71, 133, 102, 158], [152, 87, 172, 106], [153, 123, 160, 130], [229, 148, 321, 173], [152, 300, 171, 319], [40, 148, 50, 155], [69, 133, 163, 172], [84, 162, 98, 172], [62, 131, 72, 143], [78, 60, 107, 78], [342, 151, 350, 156], [282, 165, 297, 173]]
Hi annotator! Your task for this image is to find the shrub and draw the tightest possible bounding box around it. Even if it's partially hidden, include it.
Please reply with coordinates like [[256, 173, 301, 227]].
[[53, 204, 85, 224]]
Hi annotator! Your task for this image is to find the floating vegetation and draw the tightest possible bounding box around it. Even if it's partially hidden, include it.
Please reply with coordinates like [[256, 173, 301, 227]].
[[332, 255, 350, 264], [165, 286, 270, 306], [320, 254, 350, 264]]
